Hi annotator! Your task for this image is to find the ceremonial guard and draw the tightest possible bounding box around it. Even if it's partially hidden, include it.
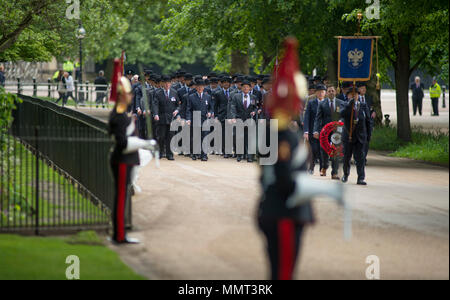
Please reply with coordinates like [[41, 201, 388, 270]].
[[340, 89, 371, 185], [108, 60, 155, 244], [257, 37, 314, 280]]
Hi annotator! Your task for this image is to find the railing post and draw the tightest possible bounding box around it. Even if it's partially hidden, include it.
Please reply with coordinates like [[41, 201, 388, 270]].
[[47, 78, 51, 98], [33, 77, 37, 97], [74, 80, 78, 102], [86, 80, 90, 103], [443, 85, 446, 108], [17, 77, 22, 94], [35, 127, 40, 236]]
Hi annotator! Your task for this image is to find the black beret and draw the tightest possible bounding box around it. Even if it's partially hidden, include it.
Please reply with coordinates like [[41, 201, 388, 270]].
[[194, 78, 206, 86], [236, 76, 244, 83], [316, 84, 327, 91], [346, 88, 360, 95], [241, 80, 251, 87], [342, 81, 353, 89], [357, 81, 367, 88]]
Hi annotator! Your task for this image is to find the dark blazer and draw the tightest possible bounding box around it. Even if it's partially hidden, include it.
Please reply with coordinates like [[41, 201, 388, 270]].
[[411, 83, 425, 100], [303, 98, 320, 135], [153, 88, 180, 124], [230, 93, 258, 121], [337, 93, 348, 102], [186, 92, 214, 125], [340, 100, 371, 144], [359, 94, 373, 113], [313, 98, 344, 134], [250, 88, 262, 104], [213, 88, 231, 121]]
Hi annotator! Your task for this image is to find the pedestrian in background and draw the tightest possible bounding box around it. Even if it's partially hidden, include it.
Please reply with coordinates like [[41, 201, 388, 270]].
[[411, 76, 424, 116], [429, 77, 442, 116], [63, 71, 76, 107], [55, 70, 66, 105], [94, 70, 108, 108], [0, 64, 5, 87]]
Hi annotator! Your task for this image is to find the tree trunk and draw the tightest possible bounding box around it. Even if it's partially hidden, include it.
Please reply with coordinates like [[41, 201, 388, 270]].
[[394, 33, 412, 142], [327, 49, 338, 86], [230, 50, 249, 75], [367, 67, 383, 126], [261, 53, 274, 74]]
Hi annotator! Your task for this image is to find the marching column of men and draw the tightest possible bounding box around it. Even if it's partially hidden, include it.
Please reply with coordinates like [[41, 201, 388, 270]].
[[128, 69, 271, 163], [302, 78, 373, 185], [126, 69, 373, 184]]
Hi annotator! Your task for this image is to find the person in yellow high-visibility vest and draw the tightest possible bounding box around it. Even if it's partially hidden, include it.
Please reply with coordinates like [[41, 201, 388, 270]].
[[63, 60, 75, 74], [429, 77, 442, 116]]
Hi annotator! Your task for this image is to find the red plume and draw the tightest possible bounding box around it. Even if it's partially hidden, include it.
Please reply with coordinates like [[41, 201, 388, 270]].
[[109, 59, 121, 102], [266, 37, 303, 118]]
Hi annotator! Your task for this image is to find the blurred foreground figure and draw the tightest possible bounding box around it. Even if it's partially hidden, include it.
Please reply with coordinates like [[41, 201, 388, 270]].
[[108, 60, 156, 244], [257, 37, 314, 280]]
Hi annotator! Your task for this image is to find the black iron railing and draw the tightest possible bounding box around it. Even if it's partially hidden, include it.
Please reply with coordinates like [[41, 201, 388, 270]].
[[1, 94, 131, 233]]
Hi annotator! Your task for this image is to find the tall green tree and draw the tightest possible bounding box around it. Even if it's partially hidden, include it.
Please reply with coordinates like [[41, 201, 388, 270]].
[[342, 0, 449, 141], [0, 0, 130, 62]]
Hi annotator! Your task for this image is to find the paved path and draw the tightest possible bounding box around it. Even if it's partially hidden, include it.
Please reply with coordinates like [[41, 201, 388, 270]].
[[108, 152, 449, 280], [64, 89, 450, 132], [18, 88, 447, 279]]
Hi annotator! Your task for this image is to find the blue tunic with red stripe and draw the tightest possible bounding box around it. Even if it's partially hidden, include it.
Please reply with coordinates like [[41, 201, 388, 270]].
[[257, 128, 314, 280], [108, 109, 140, 242]]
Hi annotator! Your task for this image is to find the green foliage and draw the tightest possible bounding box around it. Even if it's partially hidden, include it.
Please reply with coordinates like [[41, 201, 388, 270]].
[[0, 234, 146, 280], [119, 1, 216, 73], [0, 0, 130, 62], [0, 87, 19, 131], [370, 125, 449, 165]]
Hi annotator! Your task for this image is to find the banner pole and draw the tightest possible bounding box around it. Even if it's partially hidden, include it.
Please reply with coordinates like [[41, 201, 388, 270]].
[[349, 80, 356, 142]]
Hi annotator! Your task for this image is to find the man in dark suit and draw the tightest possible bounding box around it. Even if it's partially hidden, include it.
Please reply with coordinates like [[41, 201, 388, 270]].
[[213, 77, 232, 158], [337, 81, 352, 102], [230, 80, 258, 162], [313, 85, 344, 180], [250, 76, 262, 104], [186, 79, 214, 161], [153, 75, 180, 160], [357, 82, 375, 164], [340, 89, 371, 185], [304, 84, 327, 175], [411, 76, 425, 116]]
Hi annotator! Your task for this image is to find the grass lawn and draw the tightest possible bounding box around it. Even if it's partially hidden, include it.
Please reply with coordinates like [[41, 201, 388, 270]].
[[0, 231, 146, 280], [370, 126, 449, 166], [1, 137, 109, 227], [39, 96, 114, 109]]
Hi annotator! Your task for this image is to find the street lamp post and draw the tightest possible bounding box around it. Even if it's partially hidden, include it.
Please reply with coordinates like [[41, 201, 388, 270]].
[[76, 22, 86, 105]]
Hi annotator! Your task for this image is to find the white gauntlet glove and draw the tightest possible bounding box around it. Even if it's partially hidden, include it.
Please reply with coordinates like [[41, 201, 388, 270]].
[[123, 137, 154, 154]]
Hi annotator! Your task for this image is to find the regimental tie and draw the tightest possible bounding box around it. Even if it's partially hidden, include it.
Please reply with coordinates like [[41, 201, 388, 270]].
[[244, 94, 248, 109]]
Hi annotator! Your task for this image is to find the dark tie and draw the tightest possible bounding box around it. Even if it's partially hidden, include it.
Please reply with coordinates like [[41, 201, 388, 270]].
[[244, 95, 248, 109], [165, 91, 169, 100], [362, 96, 365, 103], [226, 90, 229, 99]]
